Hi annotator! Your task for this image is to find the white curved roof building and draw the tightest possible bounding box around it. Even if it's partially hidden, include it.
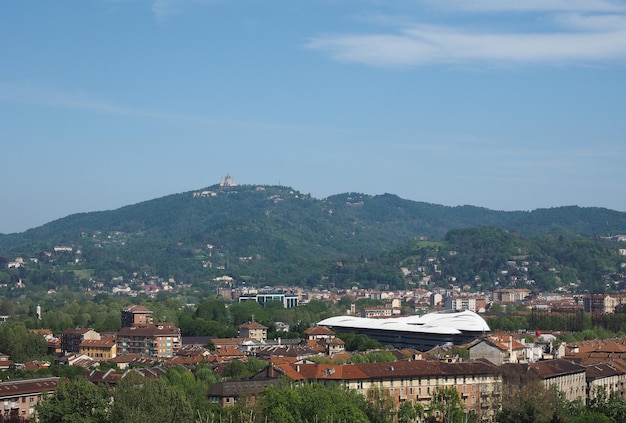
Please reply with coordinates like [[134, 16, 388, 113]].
[[317, 309, 490, 350]]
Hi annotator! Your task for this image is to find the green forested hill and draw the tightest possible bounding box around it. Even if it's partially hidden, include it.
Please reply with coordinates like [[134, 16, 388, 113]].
[[0, 184, 625, 290]]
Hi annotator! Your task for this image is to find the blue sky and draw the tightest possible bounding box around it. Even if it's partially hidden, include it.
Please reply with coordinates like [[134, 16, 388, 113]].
[[1, 0, 625, 234]]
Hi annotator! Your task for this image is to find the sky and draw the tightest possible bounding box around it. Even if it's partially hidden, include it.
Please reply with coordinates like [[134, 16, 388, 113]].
[[1, 0, 625, 234]]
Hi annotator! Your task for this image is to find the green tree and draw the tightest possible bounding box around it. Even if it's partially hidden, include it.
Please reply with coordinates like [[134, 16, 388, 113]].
[[257, 382, 370, 423], [0, 323, 47, 362], [37, 377, 111, 423], [110, 373, 195, 423], [398, 400, 424, 423], [365, 386, 396, 423], [340, 332, 384, 351], [427, 386, 465, 423], [195, 297, 229, 323]]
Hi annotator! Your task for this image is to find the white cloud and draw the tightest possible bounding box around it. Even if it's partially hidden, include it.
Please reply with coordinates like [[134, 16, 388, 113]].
[[554, 12, 626, 30], [306, 9, 626, 67], [428, 0, 626, 13], [151, 0, 182, 22]]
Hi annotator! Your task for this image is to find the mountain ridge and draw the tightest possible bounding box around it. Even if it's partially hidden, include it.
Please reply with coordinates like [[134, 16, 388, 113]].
[[2, 184, 626, 246], [1, 183, 625, 290]]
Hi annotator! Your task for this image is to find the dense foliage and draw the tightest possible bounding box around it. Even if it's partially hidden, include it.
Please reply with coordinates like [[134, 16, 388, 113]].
[[0, 185, 624, 293], [36, 371, 626, 423]]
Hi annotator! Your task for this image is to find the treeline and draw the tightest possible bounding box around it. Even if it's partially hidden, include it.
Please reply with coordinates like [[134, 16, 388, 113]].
[[33, 368, 463, 423], [32, 368, 626, 423], [0, 294, 352, 362]]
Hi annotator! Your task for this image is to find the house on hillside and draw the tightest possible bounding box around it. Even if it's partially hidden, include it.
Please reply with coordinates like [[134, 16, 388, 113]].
[[0, 353, 14, 370]]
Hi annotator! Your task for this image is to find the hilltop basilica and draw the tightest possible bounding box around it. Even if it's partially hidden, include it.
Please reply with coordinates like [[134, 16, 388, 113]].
[[219, 174, 236, 187]]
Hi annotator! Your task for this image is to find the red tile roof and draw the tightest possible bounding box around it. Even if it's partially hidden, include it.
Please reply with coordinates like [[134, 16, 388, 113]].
[[238, 321, 268, 329], [0, 377, 59, 397], [304, 326, 335, 336]]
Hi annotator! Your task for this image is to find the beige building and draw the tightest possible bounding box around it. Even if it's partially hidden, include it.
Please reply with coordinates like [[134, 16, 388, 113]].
[[360, 307, 393, 318], [0, 377, 59, 420], [79, 334, 117, 361], [282, 360, 502, 421], [238, 321, 268, 341], [502, 359, 586, 403], [493, 289, 530, 303], [583, 294, 626, 314], [585, 362, 626, 401], [445, 297, 486, 313], [304, 325, 336, 341]]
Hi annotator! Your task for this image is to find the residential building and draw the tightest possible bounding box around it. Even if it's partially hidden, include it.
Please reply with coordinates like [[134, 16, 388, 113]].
[[116, 323, 181, 358], [0, 377, 59, 420], [583, 294, 626, 314], [469, 335, 526, 365], [304, 325, 336, 342], [493, 289, 530, 303], [502, 359, 587, 405], [238, 321, 268, 341], [279, 360, 502, 421], [0, 353, 14, 370], [585, 362, 626, 401], [207, 365, 283, 407], [121, 304, 154, 327], [360, 306, 392, 318], [324, 337, 346, 356], [61, 328, 100, 354], [79, 334, 117, 361], [444, 297, 486, 313]]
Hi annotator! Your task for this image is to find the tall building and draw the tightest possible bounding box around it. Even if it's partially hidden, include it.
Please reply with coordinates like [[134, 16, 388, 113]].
[[61, 328, 100, 354], [116, 323, 181, 358], [121, 305, 154, 328]]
